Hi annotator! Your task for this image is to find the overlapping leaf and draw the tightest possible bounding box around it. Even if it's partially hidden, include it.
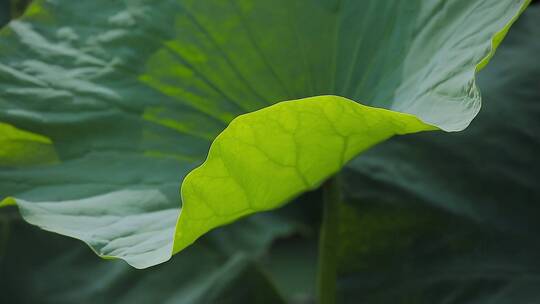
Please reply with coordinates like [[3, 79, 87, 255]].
[[0, 0, 529, 267]]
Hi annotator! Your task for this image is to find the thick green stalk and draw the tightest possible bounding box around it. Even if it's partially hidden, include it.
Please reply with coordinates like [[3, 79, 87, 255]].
[[316, 176, 341, 304]]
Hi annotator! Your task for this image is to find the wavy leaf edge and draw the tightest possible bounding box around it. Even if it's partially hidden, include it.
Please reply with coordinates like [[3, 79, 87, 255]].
[[0, 0, 531, 269], [172, 0, 532, 258]]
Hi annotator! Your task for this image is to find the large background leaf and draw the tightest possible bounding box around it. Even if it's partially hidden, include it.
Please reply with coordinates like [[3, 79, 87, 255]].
[[0, 0, 528, 268], [0, 3, 538, 303], [336, 5, 540, 303], [0, 211, 297, 303]]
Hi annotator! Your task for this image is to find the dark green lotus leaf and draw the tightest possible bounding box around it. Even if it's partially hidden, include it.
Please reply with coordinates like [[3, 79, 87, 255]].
[[0, 0, 529, 267], [338, 5, 540, 303], [0, 211, 293, 304], [0, 1, 9, 28]]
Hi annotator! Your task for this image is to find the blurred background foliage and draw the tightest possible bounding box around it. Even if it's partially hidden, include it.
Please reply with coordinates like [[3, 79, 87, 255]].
[[0, 0, 31, 27], [0, 1, 539, 303]]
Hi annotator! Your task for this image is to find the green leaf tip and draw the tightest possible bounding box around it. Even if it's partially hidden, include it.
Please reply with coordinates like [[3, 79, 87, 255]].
[[0, 122, 58, 166], [0, 196, 17, 207], [174, 95, 436, 253]]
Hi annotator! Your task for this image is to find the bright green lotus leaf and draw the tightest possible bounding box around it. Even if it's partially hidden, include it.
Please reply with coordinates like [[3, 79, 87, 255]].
[[0, 122, 57, 166], [175, 96, 434, 252], [0, 0, 529, 268]]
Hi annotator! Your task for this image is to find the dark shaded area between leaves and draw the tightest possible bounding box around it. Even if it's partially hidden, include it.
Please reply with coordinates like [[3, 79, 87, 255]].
[[0, 0, 31, 28]]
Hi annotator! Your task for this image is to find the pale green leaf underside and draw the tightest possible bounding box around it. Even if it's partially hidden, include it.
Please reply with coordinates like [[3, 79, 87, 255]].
[[0, 0, 529, 268]]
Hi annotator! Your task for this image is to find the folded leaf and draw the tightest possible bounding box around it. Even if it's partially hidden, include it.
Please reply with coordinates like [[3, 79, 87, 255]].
[[176, 95, 434, 252], [0, 0, 530, 268]]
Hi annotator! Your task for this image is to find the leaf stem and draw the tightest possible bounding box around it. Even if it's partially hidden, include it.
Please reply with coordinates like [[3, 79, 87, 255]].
[[317, 176, 341, 304]]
